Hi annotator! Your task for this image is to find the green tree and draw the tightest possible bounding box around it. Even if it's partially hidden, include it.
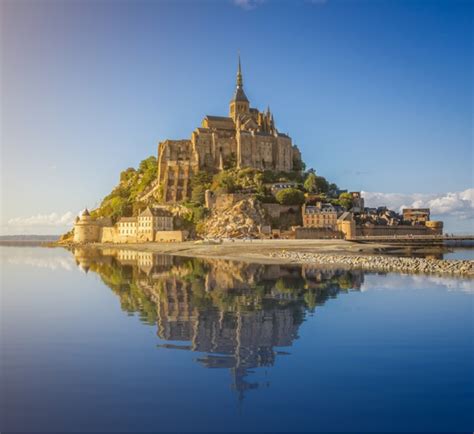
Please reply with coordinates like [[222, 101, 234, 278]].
[[304, 172, 318, 193], [328, 183, 339, 198], [224, 152, 237, 169], [339, 192, 353, 210], [120, 167, 136, 183], [132, 201, 148, 216], [211, 171, 236, 194], [190, 171, 213, 205], [275, 188, 305, 205], [314, 176, 329, 194], [293, 155, 306, 172]]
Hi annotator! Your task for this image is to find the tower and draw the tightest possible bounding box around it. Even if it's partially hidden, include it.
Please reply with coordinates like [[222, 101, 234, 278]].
[[229, 55, 250, 121]]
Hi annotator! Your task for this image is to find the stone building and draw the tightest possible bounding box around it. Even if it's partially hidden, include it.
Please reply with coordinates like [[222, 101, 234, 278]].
[[72, 209, 111, 243], [116, 217, 138, 241], [73, 206, 182, 243], [402, 208, 430, 224], [337, 211, 356, 240], [302, 202, 339, 230], [157, 57, 303, 202], [114, 207, 175, 242]]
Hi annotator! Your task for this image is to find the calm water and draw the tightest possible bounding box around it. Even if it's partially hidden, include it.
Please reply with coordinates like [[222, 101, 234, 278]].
[[1, 246, 473, 432]]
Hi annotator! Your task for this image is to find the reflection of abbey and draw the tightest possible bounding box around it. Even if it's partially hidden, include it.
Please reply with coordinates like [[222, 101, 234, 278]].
[[75, 248, 363, 399], [157, 57, 302, 202]]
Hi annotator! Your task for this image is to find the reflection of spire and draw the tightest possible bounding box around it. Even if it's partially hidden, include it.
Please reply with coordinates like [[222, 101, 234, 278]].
[[230, 367, 260, 410]]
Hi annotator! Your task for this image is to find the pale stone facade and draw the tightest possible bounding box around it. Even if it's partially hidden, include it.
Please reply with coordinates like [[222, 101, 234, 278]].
[[72, 207, 183, 243], [73, 209, 104, 243], [157, 57, 302, 203], [302, 203, 339, 230], [337, 212, 356, 240]]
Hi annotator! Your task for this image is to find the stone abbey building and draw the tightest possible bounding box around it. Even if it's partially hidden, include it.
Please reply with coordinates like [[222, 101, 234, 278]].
[[157, 57, 302, 202]]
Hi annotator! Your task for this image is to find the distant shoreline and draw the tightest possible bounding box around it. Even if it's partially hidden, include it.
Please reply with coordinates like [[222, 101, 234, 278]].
[[0, 235, 59, 247]]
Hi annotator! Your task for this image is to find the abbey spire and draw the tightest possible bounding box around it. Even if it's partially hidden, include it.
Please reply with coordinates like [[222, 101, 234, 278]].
[[229, 54, 249, 120]]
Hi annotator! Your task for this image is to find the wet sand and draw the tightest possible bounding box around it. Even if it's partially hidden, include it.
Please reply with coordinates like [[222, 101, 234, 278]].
[[78, 239, 404, 264]]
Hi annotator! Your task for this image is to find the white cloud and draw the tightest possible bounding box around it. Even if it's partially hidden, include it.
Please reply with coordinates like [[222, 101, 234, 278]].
[[233, 0, 265, 10], [7, 211, 77, 228], [362, 273, 473, 294], [362, 188, 474, 220]]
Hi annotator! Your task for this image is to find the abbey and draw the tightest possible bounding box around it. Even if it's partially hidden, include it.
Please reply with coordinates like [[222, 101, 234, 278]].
[[157, 57, 302, 202]]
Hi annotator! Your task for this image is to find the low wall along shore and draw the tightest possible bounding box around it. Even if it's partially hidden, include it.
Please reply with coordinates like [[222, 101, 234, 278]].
[[269, 251, 474, 277]]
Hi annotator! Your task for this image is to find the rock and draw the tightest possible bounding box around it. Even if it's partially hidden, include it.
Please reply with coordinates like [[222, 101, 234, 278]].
[[268, 251, 474, 277], [201, 198, 268, 239]]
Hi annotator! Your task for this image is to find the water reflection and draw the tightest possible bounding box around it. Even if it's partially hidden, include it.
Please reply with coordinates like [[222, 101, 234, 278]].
[[73, 247, 364, 400]]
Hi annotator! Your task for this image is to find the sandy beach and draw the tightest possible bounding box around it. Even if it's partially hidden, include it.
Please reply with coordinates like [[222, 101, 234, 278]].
[[75, 239, 421, 264]]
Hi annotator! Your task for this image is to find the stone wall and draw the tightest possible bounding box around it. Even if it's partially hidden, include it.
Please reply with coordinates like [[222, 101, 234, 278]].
[[262, 203, 300, 219], [73, 223, 101, 243], [101, 227, 117, 243], [356, 225, 441, 237], [337, 220, 356, 240], [295, 227, 343, 239], [154, 231, 188, 242]]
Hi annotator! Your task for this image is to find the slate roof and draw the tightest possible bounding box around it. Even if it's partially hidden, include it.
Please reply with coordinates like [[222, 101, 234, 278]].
[[205, 115, 233, 122], [140, 207, 172, 217], [231, 86, 249, 103], [118, 217, 137, 223]]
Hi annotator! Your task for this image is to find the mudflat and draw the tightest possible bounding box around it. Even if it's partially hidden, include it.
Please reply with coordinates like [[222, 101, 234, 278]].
[[86, 239, 401, 263]]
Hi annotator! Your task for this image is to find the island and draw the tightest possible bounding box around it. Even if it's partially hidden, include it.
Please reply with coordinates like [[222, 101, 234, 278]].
[[60, 57, 444, 246]]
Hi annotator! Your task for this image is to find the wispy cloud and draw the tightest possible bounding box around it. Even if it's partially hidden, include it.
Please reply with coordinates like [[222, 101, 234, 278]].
[[233, 0, 265, 10], [7, 211, 77, 228], [362, 188, 474, 220]]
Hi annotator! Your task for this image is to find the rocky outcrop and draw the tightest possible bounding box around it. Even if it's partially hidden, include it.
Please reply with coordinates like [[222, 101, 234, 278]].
[[201, 198, 268, 239], [269, 251, 474, 277]]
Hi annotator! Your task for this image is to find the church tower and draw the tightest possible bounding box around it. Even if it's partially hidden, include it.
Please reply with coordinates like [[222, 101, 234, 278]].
[[229, 55, 250, 121]]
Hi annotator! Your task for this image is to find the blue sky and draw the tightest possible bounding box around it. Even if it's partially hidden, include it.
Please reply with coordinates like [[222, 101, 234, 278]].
[[1, 0, 472, 234]]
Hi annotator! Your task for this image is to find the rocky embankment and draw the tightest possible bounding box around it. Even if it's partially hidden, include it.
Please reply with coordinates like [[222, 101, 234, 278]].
[[201, 198, 267, 238], [270, 251, 474, 277]]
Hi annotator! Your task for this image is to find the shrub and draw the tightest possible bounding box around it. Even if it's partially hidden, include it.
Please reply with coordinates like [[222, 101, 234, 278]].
[[211, 171, 236, 194], [275, 188, 305, 205]]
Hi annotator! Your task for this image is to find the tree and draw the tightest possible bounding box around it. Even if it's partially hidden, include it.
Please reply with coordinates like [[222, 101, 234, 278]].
[[339, 192, 353, 210], [120, 168, 136, 183], [190, 171, 213, 205], [132, 201, 147, 216], [275, 188, 305, 205], [328, 183, 339, 198], [211, 171, 236, 194], [293, 155, 306, 172], [223, 152, 237, 169], [304, 172, 318, 193], [314, 176, 329, 194], [191, 185, 206, 205]]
